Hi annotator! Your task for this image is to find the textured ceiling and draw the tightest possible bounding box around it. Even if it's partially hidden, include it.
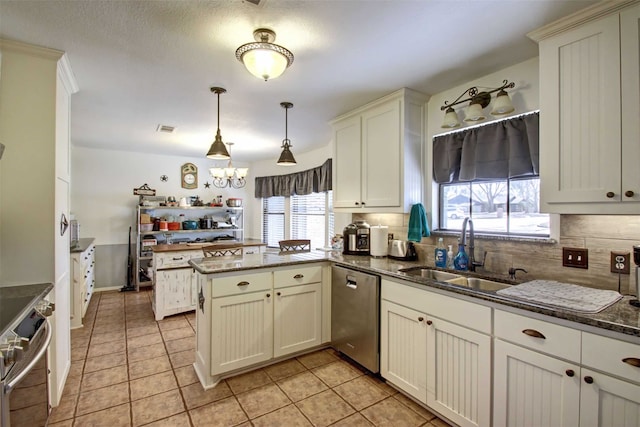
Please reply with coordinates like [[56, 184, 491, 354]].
[[0, 0, 597, 163]]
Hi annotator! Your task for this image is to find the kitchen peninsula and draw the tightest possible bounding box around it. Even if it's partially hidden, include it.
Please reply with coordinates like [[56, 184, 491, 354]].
[[190, 251, 640, 427]]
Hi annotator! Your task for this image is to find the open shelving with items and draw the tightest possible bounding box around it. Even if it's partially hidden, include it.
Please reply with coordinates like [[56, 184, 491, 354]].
[[134, 205, 244, 290]]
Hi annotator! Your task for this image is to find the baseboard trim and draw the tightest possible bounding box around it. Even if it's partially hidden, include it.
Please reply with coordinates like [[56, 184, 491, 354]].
[[94, 286, 124, 293]]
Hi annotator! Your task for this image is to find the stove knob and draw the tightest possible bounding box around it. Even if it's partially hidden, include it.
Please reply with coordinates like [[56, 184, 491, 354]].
[[0, 344, 15, 365], [18, 337, 30, 352]]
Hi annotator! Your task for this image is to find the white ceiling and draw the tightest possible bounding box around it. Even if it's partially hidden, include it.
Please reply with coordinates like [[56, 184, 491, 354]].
[[0, 0, 596, 163]]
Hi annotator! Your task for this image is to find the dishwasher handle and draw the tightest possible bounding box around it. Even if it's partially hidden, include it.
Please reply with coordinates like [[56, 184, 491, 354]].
[[346, 277, 357, 290]]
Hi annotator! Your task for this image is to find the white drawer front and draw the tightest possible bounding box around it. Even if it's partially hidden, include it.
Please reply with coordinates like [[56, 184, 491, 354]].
[[274, 265, 322, 288], [155, 251, 194, 269], [212, 271, 272, 298], [582, 332, 640, 383], [494, 310, 581, 362]]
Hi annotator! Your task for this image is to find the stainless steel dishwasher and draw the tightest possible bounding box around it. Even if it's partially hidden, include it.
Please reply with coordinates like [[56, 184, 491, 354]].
[[331, 265, 380, 373]]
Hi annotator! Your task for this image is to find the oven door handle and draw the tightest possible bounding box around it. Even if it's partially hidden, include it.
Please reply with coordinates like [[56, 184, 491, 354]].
[[4, 318, 52, 393]]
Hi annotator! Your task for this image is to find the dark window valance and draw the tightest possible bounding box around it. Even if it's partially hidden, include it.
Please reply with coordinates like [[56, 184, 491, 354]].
[[255, 159, 332, 198], [433, 111, 539, 184]]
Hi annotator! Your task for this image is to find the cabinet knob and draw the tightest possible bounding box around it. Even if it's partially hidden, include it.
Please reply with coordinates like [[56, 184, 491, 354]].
[[625, 190, 635, 198], [622, 357, 640, 368], [584, 376, 594, 384], [355, 202, 360, 206], [522, 329, 546, 339], [426, 320, 433, 326], [266, 293, 271, 298], [418, 317, 424, 322], [361, 202, 365, 206], [606, 192, 615, 198], [565, 369, 575, 377], [277, 292, 281, 296]]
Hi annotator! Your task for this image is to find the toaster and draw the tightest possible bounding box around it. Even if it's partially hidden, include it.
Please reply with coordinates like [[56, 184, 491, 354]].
[[388, 240, 417, 260]]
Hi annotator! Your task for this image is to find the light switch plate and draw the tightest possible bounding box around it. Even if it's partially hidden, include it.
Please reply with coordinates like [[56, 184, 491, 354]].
[[562, 247, 588, 269]]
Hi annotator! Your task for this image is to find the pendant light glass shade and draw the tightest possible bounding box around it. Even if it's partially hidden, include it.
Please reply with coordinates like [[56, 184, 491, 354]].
[[490, 89, 515, 115], [206, 87, 231, 159], [236, 29, 294, 81], [464, 101, 486, 122], [277, 102, 297, 166], [441, 107, 461, 128]]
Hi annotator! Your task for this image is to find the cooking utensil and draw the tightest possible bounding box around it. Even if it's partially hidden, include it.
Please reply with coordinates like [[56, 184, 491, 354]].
[[226, 198, 242, 207], [182, 220, 198, 230]]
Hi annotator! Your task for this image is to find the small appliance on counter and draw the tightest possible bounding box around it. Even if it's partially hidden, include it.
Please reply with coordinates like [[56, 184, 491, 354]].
[[369, 225, 388, 257], [388, 239, 417, 261], [343, 220, 370, 255]]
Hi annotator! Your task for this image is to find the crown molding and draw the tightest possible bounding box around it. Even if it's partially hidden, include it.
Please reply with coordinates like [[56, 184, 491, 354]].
[[0, 38, 64, 60], [527, 0, 639, 42]]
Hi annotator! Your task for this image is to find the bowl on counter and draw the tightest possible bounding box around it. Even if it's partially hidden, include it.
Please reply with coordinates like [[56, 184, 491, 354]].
[[182, 220, 199, 230], [226, 198, 242, 207]]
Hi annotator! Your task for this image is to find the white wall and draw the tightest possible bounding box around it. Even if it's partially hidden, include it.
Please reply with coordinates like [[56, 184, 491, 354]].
[[424, 57, 540, 222]]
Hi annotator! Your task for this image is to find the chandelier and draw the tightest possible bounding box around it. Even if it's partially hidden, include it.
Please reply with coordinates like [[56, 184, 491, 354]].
[[235, 28, 294, 81], [209, 143, 248, 188]]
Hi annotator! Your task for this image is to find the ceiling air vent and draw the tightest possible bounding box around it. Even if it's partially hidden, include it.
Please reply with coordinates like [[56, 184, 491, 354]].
[[243, 0, 265, 6], [156, 124, 175, 133]]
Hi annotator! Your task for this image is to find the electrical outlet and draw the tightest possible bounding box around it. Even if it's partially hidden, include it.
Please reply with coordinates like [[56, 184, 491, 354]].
[[562, 247, 588, 269], [610, 252, 630, 274]]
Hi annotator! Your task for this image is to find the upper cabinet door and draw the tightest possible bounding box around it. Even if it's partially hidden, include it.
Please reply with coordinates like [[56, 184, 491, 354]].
[[539, 13, 621, 206], [333, 115, 362, 208], [621, 4, 640, 204]]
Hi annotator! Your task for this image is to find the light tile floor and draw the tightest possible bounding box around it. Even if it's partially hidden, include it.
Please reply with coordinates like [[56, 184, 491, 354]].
[[49, 289, 453, 427]]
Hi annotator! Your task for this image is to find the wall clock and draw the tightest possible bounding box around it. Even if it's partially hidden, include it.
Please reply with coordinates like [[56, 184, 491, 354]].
[[181, 163, 198, 189]]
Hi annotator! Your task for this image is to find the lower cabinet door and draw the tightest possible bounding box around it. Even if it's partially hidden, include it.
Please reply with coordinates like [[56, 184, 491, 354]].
[[380, 299, 427, 402], [163, 269, 194, 310], [273, 282, 322, 358], [579, 367, 640, 427], [427, 317, 491, 427], [493, 339, 580, 427], [211, 291, 273, 375]]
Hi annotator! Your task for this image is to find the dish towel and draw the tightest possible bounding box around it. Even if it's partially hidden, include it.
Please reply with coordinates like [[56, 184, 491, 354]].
[[496, 280, 623, 313], [408, 203, 430, 242]]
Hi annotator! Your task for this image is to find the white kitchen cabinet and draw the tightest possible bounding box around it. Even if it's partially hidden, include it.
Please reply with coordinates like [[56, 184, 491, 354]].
[[211, 289, 274, 375], [273, 266, 323, 358], [380, 299, 428, 402], [0, 39, 78, 408], [331, 88, 428, 213], [530, 2, 640, 214], [152, 250, 202, 320], [380, 278, 491, 427], [70, 240, 95, 329]]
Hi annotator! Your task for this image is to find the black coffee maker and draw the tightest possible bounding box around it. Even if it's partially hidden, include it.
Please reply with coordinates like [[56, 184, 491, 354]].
[[631, 246, 640, 307]]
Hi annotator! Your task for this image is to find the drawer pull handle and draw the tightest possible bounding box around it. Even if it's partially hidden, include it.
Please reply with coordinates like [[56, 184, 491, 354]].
[[172, 257, 184, 261], [522, 329, 546, 339], [426, 320, 433, 326], [565, 369, 575, 377], [584, 376, 594, 384], [294, 274, 304, 279], [622, 357, 640, 368], [237, 281, 250, 287], [418, 317, 424, 322]]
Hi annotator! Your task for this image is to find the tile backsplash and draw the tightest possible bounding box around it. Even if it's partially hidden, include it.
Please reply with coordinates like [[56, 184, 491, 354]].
[[353, 213, 640, 293]]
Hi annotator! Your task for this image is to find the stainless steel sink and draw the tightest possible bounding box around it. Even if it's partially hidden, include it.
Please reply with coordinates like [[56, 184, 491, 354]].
[[398, 266, 512, 291], [398, 267, 462, 281], [445, 276, 511, 291]]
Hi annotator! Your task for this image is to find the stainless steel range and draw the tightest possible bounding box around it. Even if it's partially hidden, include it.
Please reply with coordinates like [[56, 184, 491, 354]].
[[0, 283, 54, 427]]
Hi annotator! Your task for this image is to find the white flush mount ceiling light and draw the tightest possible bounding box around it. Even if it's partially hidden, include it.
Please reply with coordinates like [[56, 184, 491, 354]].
[[235, 28, 294, 81], [206, 87, 231, 159], [277, 102, 297, 166], [440, 80, 516, 128], [210, 142, 248, 189]]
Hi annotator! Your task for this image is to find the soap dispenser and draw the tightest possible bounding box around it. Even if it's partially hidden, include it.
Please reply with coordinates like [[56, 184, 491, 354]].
[[453, 241, 469, 271], [435, 237, 447, 268]]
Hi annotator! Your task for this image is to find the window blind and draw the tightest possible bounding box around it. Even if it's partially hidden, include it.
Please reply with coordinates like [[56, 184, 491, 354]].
[[262, 196, 285, 247], [291, 192, 328, 250]]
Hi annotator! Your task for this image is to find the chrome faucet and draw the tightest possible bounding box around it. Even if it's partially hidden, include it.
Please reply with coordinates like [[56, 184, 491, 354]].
[[460, 217, 486, 272]]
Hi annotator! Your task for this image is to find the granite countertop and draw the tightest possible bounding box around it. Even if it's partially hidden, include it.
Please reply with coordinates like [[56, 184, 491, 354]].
[[152, 238, 266, 253], [190, 251, 640, 338], [70, 237, 95, 253]]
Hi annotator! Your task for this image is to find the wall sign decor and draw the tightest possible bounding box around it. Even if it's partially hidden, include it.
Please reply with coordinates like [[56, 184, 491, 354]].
[[181, 162, 198, 189], [133, 183, 156, 196], [204, 181, 211, 189]]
